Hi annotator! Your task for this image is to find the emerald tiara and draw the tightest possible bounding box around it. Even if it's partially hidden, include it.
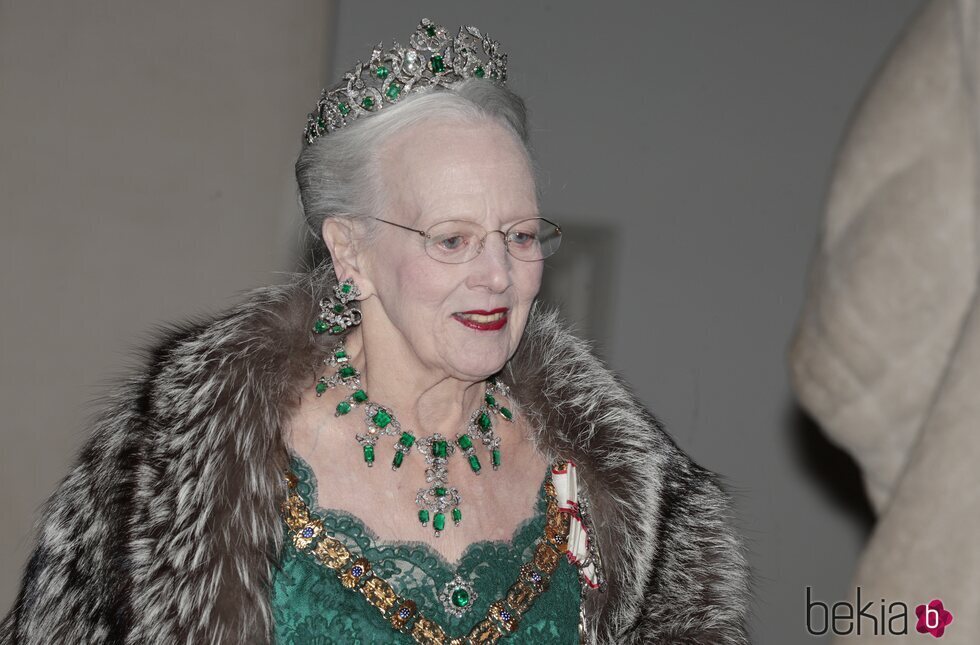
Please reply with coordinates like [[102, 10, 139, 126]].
[[302, 18, 508, 146]]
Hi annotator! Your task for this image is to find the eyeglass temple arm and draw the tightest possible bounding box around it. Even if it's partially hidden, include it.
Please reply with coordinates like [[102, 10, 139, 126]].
[[372, 216, 429, 238]]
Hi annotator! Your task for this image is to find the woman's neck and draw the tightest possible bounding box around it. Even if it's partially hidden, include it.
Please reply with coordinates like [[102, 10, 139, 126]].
[[341, 326, 487, 438]]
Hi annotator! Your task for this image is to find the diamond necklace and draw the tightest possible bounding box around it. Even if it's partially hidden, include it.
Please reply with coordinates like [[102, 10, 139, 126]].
[[315, 340, 515, 536]]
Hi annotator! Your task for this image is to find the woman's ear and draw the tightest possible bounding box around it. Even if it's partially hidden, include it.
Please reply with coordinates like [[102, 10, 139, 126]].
[[321, 216, 376, 298]]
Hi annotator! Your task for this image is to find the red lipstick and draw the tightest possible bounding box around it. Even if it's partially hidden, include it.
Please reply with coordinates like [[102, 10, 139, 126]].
[[453, 307, 509, 331]]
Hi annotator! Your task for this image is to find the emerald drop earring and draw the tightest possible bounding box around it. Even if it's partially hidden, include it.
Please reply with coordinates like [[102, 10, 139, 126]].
[[312, 277, 362, 335]]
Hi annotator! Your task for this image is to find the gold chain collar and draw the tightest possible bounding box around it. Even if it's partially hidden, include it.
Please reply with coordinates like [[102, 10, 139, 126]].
[[280, 462, 572, 644]]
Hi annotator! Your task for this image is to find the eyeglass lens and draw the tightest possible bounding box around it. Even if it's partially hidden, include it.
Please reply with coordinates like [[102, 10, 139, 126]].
[[423, 218, 561, 264]]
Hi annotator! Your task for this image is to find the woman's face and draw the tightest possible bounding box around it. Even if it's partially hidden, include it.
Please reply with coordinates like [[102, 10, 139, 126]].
[[357, 118, 543, 381]]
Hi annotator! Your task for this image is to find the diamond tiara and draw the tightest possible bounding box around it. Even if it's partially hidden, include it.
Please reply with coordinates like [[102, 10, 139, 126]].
[[302, 18, 508, 146]]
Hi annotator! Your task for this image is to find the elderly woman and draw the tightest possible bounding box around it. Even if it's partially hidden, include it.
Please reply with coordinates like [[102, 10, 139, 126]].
[[2, 19, 750, 645]]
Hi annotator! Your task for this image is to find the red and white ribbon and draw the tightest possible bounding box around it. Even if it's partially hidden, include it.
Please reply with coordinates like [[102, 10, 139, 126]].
[[552, 461, 600, 589]]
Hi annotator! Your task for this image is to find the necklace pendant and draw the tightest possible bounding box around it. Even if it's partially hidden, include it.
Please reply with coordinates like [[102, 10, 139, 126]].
[[415, 433, 460, 536], [454, 432, 484, 475], [355, 434, 377, 467], [355, 403, 400, 469], [439, 575, 478, 617], [468, 407, 502, 471], [391, 430, 415, 470]]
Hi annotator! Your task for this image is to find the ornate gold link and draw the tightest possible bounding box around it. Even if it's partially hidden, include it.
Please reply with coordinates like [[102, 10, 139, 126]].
[[312, 536, 352, 569], [389, 599, 418, 631], [281, 493, 311, 531], [340, 557, 372, 589], [411, 616, 447, 644], [290, 518, 323, 550], [545, 510, 570, 549], [466, 619, 504, 644], [504, 580, 538, 615], [518, 562, 549, 593], [488, 600, 519, 633], [532, 541, 563, 574], [361, 577, 398, 614]]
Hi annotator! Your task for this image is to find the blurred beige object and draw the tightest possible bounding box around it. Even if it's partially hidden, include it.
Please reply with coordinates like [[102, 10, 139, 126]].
[[789, 0, 980, 641]]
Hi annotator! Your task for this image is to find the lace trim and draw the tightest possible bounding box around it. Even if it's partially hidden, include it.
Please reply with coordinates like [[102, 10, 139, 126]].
[[280, 461, 573, 644], [290, 453, 547, 574]]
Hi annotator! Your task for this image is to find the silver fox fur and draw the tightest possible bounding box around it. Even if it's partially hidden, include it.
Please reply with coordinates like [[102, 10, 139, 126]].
[[1, 262, 751, 644]]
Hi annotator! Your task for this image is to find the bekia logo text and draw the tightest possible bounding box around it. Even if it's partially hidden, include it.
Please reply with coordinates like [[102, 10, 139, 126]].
[[806, 587, 953, 638]]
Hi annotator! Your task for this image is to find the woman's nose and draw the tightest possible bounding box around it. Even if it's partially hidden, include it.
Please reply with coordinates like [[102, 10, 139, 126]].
[[467, 232, 511, 292]]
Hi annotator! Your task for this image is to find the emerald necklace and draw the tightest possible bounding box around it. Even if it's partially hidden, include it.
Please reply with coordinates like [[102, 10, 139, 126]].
[[315, 341, 515, 536]]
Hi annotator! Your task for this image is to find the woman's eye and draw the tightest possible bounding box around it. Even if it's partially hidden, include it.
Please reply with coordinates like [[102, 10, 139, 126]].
[[438, 235, 466, 250], [509, 231, 537, 246]]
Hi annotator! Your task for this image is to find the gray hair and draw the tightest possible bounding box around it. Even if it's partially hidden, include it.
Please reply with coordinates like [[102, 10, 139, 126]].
[[295, 79, 534, 246]]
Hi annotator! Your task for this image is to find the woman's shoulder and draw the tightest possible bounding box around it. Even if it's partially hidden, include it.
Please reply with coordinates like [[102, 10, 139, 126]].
[[509, 305, 751, 643], [5, 271, 339, 643]]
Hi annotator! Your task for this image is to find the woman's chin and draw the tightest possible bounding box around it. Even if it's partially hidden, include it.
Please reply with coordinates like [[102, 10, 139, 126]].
[[438, 327, 524, 378], [444, 352, 510, 381]]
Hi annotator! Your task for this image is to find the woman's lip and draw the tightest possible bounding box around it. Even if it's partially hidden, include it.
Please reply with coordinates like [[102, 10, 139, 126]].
[[452, 311, 508, 331], [457, 307, 509, 315]]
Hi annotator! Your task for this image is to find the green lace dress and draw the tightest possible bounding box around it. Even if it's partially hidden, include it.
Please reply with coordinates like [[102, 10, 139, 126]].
[[271, 455, 581, 644]]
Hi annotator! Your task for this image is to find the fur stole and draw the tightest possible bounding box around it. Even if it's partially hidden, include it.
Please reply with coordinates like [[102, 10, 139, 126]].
[[1, 263, 751, 644]]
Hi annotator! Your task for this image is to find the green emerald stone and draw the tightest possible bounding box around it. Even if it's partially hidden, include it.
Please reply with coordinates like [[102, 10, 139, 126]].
[[340, 366, 356, 379], [315, 380, 327, 394], [451, 587, 469, 607], [332, 303, 344, 314], [478, 412, 492, 431], [485, 394, 496, 407], [336, 401, 351, 415], [353, 389, 368, 403], [418, 509, 429, 525], [492, 449, 501, 468], [429, 55, 445, 73], [457, 434, 473, 450], [433, 512, 446, 532], [425, 25, 436, 37], [334, 349, 347, 359], [452, 507, 462, 523], [375, 65, 389, 79], [500, 407, 513, 420], [385, 83, 402, 100], [392, 450, 404, 469], [360, 96, 375, 110], [330, 324, 344, 334], [434, 487, 447, 497], [363, 445, 375, 464], [316, 116, 326, 131], [474, 66, 485, 78], [468, 455, 481, 473], [372, 409, 392, 428], [337, 102, 351, 115], [399, 432, 415, 448], [341, 283, 352, 294], [432, 440, 447, 458], [313, 319, 329, 334]]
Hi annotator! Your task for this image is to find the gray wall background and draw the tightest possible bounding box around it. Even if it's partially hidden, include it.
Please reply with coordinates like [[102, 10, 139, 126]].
[[1, 1, 927, 642], [0, 0, 334, 612]]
